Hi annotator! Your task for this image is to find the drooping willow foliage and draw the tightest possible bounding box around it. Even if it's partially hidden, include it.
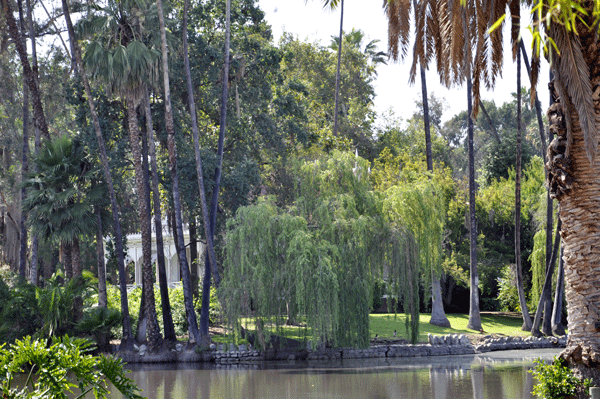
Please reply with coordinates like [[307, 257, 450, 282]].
[[221, 151, 434, 347]]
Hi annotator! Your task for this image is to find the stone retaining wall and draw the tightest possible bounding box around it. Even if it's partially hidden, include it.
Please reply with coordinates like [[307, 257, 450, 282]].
[[117, 334, 567, 364]]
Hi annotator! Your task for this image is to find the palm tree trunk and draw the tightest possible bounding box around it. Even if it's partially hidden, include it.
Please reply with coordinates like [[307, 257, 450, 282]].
[[189, 217, 198, 299], [532, 217, 561, 336], [515, 48, 532, 331], [19, 72, 29, 281], [183, 0, 226, 337], [156, 0, 201, 344], [420, 65, 450, 328], [332, 0, 344, 137], [466, 77, 482, 331], [61, 0, 133, 346], [26, 0, 39, 286], [551, 246, 565, 336], [126, 99, 162, 350], [143, 91, 176, 341], [95, 206, 107, 308]]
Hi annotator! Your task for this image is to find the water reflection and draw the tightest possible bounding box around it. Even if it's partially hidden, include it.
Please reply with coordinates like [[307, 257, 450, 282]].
[[109, 349, 558, 399]]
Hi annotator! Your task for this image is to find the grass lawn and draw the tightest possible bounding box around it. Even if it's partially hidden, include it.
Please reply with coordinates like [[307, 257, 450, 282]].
[[213, 312, 533, 344], [370, 312, 531, 343]]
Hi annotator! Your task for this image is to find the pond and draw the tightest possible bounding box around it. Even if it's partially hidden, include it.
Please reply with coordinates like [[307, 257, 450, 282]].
[[108, 348, 559, 398]]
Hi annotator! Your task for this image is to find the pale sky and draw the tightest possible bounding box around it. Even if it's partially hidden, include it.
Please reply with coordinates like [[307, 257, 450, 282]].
[[258, 0, 550, 124]]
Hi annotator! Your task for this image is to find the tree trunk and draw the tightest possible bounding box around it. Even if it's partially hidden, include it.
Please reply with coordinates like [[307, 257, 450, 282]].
[[96, 206, 107, 308], [420, 65, 450, 328], [551, 246, 566, 336], [515, 48, 532, 331], [552, 22, 600, 378], [332, 0, 344, 137], [143, 91, 176, 341], [19, 69, 29, 281], [189, 217, 198, 299], [0, 0, 49, 139], [156, 0, 201, 344], [466, 77, 482, 331], [531, 217, 561, 337], [60, 0, 133, 346], [126, 99, 162, 351]]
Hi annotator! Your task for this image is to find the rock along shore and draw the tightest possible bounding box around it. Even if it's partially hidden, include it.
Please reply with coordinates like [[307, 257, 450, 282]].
[[116, 333, 567, 364]]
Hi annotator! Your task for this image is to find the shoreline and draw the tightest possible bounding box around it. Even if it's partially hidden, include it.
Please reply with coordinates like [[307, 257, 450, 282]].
[[115, 333, 567, 364]]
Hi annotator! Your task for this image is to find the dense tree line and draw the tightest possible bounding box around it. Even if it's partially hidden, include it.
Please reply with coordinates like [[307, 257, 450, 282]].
[[0, 0, 589, 378]]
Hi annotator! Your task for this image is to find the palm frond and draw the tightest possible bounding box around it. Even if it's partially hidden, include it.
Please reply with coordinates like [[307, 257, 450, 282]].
[[551, 23, 597, 162]]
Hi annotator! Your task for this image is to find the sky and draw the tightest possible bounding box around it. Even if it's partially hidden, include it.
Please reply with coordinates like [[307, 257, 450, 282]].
[[257, 0, 550, 124]]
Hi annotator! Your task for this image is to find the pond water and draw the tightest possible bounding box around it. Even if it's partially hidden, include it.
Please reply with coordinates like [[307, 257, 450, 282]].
[[108, 348, 559, 399]]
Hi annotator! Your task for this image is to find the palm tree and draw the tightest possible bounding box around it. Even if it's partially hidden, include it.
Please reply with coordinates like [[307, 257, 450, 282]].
[[181, 0, 222, 339], [80, 0, 163, 350], [143, 91, 176, 341], [384, 0, 451, 328], [60, 0, 134, 346], [384, 0, 600, 378], [314, 0, 344, 136], [514, 46, 532, 331], [155, 0, 202, 343], [22, 136, 102, 281]]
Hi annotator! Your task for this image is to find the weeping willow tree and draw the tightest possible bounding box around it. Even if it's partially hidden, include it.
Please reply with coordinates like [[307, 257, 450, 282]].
[[382, 179, 446, 340], [221, 151, 420, 347]]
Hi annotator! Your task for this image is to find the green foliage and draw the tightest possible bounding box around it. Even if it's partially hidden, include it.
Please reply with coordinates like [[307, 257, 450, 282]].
[[35, 273, 95, 339], [497, 265, 520, 312], [0, 336, 143, 399], [530, 357, 592, 399], [222, 151, 423, 347], [76, 307, 121, 350]]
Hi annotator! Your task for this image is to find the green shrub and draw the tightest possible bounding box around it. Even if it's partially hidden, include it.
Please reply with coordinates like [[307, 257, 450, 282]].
[[497, 264, 520, 312], [0, 336, 143, 398], [530, 356, 592, 399], [77, 307, 121, 350]]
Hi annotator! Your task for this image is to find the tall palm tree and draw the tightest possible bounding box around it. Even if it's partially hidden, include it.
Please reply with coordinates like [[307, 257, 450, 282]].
[[385, 0, 451, 329], [143, 91, 176, 341], [181, 0, 222, 339], [315, 0, 344, 136], [155, 0, 202, 343], [60, 0, 134, 346], [514, 46, 532, 331], [384, 0, 600, 378], [80, 0, 163, 350]]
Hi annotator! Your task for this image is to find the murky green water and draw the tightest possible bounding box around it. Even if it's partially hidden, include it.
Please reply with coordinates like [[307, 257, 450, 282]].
[[107, 349, 558, 399]]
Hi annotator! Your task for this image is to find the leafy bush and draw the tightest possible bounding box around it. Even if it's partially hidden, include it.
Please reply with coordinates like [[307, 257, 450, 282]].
[[497, 264, 520, 312], [0, 336, 143, 398], [77, 307, 121, 350], [530, 356, 592, 399]]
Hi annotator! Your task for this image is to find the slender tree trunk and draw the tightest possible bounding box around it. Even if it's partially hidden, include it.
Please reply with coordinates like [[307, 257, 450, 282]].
[[478, 101, 501, 143], [72, 237, 81, 278], [532, 217, 561, 336], [96, 206, 107, 308], [515, 48, 532, 331], [62, 241, 72, 279], [143, 91, 176, 341], [19, 70, 29, 280], [0, 0, 49, 139], [189, 217, 198, 299], [551, 246, 565, 336], [332, 0, 344, 137], [127, 99, 162, 350], [26, 0, 39, 285], [521, 44, 555, 325], [156, 0, 201, 343], [466, 77, 482, 331], [61, 0, 133, 346], [420, 65, 450, 328]]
